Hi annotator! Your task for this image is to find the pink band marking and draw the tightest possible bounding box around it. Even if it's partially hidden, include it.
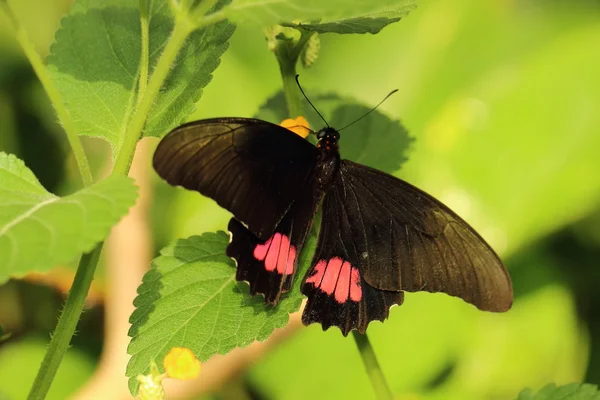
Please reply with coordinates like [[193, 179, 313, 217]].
[[253, 235, 272, 261], [321, 257, 342, 294], [334, 261, 351, 303], [264, 233, 282, 272], [306, 260, 326, 286], [253, 233, 296, 275], [350, 267, 362, 301], [306, 257, 363, 303]]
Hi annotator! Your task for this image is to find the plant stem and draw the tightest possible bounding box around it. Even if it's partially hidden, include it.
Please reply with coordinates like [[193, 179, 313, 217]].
[[352, 331, 393, 400], [27, 244, 104, 400], [113, 0, 226, 176], [275, 29, 314, 118], [138, 0, 150, 104], [1, 2, 93, 187], [280, 60, 303, 117], [112, 18, 193, 176]]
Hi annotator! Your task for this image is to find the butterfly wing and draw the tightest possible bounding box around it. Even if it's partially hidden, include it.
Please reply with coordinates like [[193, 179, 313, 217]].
[[301, 176, 404, 335], [227, 174, 323, 305], [334, 160, 513, 312], [153, 118, 318, 239]]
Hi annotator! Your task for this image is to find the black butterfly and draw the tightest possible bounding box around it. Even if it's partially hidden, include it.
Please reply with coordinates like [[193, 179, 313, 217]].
[[153, 115, 513, 336]]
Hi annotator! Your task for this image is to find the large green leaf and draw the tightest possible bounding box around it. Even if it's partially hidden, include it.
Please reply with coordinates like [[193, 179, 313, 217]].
[[517, 383, 600, 400], [283, 2, 416, 34], [46, 0, 234, 156], [126, 231, 316, 394], [221, 0, 416, 28], [0, 152, 137, 282]]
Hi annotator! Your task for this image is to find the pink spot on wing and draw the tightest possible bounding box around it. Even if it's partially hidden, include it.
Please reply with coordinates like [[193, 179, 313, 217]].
[[306, 260, 326, 285], [253, 236, 272, 261], [264, 233, 282, 272], [350, 267, 362, 301], [276, 235, 296, 275], [253, 233, 296, 275], [321, 257, 343, 295], [306, 257, 363, 303], [334, 261, 351, 303]]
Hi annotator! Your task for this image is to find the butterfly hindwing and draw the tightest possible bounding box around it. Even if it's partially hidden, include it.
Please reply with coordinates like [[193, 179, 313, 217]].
[[301, 175, 404, 336], [334, 160, 513, 312], [227, 179, 322, 304], [153, 118, 318, 239]]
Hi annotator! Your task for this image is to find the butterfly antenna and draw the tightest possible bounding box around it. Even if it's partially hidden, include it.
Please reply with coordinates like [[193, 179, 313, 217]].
[[295, 74, 329, 128], [338, 89, 399, 131]]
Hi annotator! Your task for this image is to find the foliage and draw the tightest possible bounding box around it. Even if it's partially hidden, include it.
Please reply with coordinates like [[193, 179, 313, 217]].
[[46, 0, 235, 154], [1, 0, 600, 398], [223, 0, 416, 28], [282, 2, 416, 34], [0, 152, 137, 283], [127, 232, 313, 392], [517, 383, 600, 400]]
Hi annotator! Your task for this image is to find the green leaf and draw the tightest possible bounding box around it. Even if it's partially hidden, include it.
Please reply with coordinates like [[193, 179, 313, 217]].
[[517, 383, 600, 400], [256, 91, 413, 174], [126, 231, 316, 395], [46, 0, 235, 156], [300, 32, 320, 67], [283, 2, 417, 34], [222, 0, 416, 29], [0, 152, 138, 282]]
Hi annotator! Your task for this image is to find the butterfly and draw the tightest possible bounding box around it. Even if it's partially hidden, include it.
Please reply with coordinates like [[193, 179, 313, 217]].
[[153, 109, 513, 336]]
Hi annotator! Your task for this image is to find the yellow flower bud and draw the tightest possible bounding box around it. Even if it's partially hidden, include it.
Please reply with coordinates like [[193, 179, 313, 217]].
[[280, 116, 311, 138], [163, 347, 201, 380]]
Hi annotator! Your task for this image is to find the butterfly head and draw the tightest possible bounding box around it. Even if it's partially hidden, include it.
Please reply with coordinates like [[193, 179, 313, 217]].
[[316, 127, 340, 150]]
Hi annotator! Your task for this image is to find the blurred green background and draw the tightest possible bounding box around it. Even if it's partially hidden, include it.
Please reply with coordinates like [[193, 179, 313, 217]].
[[1, 0, 600, 399]]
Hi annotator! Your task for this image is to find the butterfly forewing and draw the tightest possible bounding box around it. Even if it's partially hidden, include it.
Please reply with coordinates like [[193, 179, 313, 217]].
[[301, 174, 404, 336], [335, 160, 513, 312], [153, 118, 318, 239]]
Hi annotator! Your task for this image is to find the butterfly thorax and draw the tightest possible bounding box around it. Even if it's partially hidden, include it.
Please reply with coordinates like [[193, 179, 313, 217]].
[[314, 127, 340, 191]]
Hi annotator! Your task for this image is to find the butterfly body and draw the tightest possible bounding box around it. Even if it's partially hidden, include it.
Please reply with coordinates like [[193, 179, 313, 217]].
[[154, 117, 513, 336], [314, 128, 341, 191]]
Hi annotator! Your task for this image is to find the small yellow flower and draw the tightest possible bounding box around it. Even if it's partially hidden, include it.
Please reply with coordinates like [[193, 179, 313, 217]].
[[163, 347, 201, 380], [280, 116, 311, 138]]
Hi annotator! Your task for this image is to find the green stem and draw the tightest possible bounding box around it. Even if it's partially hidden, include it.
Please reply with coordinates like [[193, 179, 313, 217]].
[[1, 2, 93, 187], [275, 29, 314, 118], [112, 18, 193, 176], [27, 244, 104, 400], [280, 60, 303, 118], [352, 331, 393, 400], [113, 0, 226, 176], [138, 0, 150, 104]]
